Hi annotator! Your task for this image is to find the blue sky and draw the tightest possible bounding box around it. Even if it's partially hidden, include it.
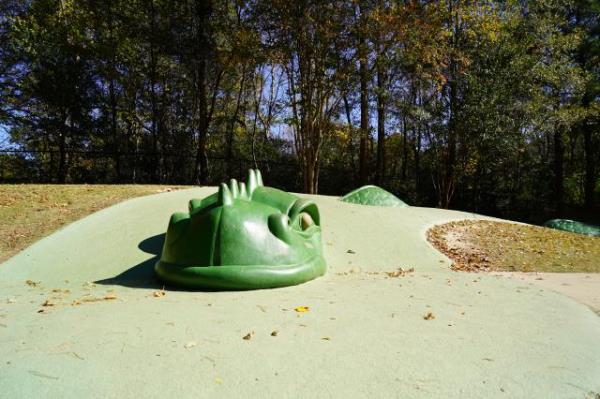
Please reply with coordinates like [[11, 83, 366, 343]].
[[0, 123, 13, 149]]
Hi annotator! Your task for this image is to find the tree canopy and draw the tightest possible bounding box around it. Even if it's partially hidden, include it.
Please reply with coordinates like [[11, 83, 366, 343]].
[[0, 0, 598, 223]]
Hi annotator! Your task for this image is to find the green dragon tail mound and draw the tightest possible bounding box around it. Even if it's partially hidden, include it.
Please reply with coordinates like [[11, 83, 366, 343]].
[[544, 219, 600, 237], [155, 169, 326, 290], [341, 185, 408, 207]]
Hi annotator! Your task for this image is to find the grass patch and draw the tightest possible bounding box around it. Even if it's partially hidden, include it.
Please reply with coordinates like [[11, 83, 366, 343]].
[[0, 184, 188, 262], [428, 220, 600, 273]]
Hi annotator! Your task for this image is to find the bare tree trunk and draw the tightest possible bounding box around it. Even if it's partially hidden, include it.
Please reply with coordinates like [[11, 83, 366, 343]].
[[375, 58, 386, 185], [441, 76, 457, 209], [56, 109, 68, 183], [57, 131, 67, 183], [107, 2, 121, 182], [358, 5, 369, 185], [250, 70, 262, 168], [148, 0, 159, 182], [305, 157, 315, 194], [401, 118, 407, 180], [415, 124, 422, 196], [109, 78, 120, 182], [194, 58, 209, 185], [440, 1, 460, 209], [584, 128, 596, 210], [227, 68, 246, 176], [343, 94, 357, 175], [302, 146, 319, 194], [554, 128, 565, 215], [192, 0, 213, 185]]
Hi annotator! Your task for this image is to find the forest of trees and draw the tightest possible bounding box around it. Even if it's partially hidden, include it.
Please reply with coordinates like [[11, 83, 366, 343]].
[[0, 0, 598, 224]]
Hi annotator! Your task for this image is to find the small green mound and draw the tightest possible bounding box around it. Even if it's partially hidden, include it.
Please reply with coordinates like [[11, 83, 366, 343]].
[[341, 185, 408, 207], [544, 219, 600, 237]]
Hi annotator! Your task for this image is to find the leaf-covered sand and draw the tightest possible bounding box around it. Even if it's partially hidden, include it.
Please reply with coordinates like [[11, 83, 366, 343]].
[[428, 220, 600, 273], [0, 184, 187, 262]]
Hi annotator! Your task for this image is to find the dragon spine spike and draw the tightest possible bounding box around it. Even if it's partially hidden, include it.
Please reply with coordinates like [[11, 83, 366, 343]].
[[247, 169, 258, 195], [255, 169, 264, 186], [229, 179, 239, 198], [239, 182, 248, 199], [219, 183, 233, 206], [188, 199, 202, 213]]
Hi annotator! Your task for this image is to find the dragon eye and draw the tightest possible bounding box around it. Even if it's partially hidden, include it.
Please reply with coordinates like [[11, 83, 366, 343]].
[[288, 199, 320, 227], [299, 212, 314, 230]]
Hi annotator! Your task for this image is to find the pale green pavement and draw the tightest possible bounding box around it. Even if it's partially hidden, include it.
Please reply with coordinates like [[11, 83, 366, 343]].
[[1, 187, 599, 398]]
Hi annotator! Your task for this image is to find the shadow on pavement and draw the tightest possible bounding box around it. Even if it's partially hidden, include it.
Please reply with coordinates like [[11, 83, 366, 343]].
[[95, 233, 165, 289]]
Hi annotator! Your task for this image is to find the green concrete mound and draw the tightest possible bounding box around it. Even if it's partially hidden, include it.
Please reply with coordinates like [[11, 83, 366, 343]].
[[340, 185, 408, 207], [544, 219, 600, 237], [1, 189, 599, 398]]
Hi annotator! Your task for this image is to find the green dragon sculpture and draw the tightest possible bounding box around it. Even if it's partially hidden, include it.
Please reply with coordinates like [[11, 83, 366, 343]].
[[155, 169, 326, 290]]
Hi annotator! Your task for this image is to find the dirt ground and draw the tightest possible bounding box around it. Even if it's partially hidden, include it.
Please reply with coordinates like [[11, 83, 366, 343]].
[[0, 184, 186, 262], [427, 219, 600, 313]]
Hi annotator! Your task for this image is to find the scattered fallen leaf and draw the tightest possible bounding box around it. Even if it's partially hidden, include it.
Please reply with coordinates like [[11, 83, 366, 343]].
[[71, 296, 118, 305], [42, 299, 54, 307], [321, 337, 331, 341], [346, 249, 356, 254], [184, 341, 197, 349], [26, 280, 40, 287], [243, 331, 255, 340], [81, 297, 103, 303], [153, 289, 166, 297], [294, 306, 310, 313], [423, 312, 435, 320], [271, 330, 279, 337], [385, 267, 415, 278]]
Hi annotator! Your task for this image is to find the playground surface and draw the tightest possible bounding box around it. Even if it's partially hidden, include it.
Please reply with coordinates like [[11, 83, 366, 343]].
[[1, 187, 599, 398]]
